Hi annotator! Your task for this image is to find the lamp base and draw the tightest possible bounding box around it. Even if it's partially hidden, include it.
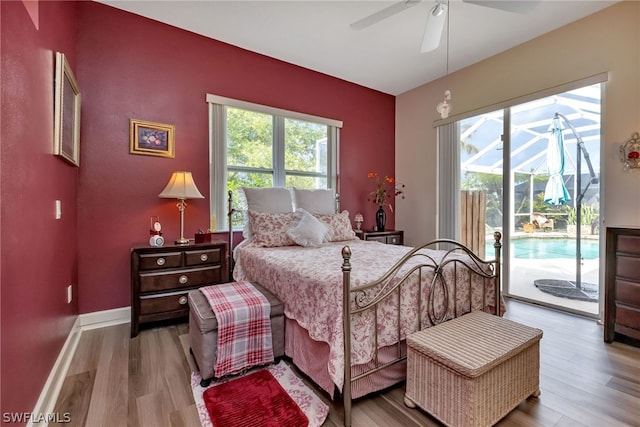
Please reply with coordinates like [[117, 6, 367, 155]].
[[175, 237, 190, 246]]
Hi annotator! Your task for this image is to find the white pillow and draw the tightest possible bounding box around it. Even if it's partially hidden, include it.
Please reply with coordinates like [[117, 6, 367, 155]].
[[291, 188, 336, 215], [242, 187, 293, 213], [287, 209, 333, 247], [241, 187, 294, 238]]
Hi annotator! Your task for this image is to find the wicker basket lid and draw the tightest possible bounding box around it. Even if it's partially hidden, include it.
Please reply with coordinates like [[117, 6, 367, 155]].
[[407, 311, 542, 378]]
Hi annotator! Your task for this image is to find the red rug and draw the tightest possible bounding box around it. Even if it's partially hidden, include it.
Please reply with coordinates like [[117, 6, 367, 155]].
[[203, 369, 309, 427]]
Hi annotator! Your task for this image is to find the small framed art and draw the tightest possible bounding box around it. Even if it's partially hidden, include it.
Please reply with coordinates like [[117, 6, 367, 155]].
[[129, 119, 175, 158], [54, 52, 81, 167]]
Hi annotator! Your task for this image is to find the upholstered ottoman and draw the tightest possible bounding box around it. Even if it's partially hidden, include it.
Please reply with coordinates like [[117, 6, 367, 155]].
[[188, 282, 285, 386], [404, 311, 543, 427]]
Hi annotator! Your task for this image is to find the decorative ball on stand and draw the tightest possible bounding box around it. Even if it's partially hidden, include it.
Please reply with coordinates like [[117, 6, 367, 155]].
[[354, 213, 364, 231]]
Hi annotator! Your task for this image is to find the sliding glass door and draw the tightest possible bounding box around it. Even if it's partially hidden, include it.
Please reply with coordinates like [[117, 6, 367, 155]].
[[455, 84, 602, 317]]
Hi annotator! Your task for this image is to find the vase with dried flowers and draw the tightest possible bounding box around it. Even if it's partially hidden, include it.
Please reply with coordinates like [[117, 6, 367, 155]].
[[367, 172, 405, 232]]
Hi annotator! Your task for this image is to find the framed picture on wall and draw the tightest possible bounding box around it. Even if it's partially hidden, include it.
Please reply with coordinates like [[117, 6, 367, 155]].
[[54, 52, 81, 167], [129, 119, 175, 158]]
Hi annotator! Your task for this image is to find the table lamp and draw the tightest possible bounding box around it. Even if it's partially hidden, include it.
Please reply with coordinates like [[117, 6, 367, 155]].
[[159, 171, 204, 245]]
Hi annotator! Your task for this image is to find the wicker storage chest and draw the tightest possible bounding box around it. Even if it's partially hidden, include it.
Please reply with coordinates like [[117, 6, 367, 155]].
[[405, 311, 543, 427]]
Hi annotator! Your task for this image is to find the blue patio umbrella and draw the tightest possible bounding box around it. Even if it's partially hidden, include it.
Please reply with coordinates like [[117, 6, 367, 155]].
[[543, 116, 571, 206]]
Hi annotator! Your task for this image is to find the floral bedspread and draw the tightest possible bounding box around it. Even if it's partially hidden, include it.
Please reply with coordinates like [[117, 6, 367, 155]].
[[233, 239, 500, 391]]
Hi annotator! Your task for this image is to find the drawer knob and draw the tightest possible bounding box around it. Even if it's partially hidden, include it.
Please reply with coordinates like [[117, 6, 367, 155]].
[[178, 275, 188, 284], [178, 296, 188, 305], [156, 257, 166, 266], [200, 254, 208, 262]]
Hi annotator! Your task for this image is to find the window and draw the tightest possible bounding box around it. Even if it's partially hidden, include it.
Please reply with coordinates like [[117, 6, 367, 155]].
[[207, 94, 342, 229]]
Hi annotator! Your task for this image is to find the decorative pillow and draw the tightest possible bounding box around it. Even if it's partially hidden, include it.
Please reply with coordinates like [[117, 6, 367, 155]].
[[248, 210, 297, 247], [286, 209, 333, 247], [291, 188, 336, 215], [313, 210, 358, 242], [241, 187, 294, 238]]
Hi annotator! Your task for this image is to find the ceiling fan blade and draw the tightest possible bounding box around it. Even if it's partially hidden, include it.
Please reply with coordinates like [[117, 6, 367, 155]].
[[350, 0, 422, 31], [421, 2, 447, 53], [463, 0, 539, 13]]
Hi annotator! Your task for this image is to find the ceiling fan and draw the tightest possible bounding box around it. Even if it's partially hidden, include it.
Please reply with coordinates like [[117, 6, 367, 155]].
[[350, 0, 540, 53]]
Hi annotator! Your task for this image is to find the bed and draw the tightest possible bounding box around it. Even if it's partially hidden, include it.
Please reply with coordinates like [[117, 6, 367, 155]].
[[227, 188, 503, 427]]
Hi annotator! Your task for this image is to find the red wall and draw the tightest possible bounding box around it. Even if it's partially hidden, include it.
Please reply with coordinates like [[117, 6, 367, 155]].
[[0, 0, 394, 417], [1, 0, 79, 418], [76, 2, 396, 313]]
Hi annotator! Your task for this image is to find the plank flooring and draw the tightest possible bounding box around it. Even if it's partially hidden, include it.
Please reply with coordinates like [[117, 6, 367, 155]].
[[52, 300, 640, 426]]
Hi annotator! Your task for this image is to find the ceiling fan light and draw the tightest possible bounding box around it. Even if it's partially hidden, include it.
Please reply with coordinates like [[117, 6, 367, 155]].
[[421, 2, 447, 53]]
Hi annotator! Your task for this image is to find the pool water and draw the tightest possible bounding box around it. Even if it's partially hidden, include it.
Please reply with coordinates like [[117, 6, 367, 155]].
[[486, 237, 600, 260]]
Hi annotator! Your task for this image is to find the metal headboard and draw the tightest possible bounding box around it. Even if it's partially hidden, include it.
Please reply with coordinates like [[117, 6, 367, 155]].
[[227, 190, 236, 280]]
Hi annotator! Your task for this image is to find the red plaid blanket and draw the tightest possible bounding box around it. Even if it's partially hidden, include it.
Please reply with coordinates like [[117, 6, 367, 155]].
[[200, 281, 274, 377]]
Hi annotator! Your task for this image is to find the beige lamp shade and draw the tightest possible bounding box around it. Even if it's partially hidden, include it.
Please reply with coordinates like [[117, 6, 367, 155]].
[[158, 171, 204, 200]]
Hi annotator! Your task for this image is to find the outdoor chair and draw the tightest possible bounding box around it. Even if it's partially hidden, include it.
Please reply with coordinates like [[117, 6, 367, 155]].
[[531, 213, 554, 231]]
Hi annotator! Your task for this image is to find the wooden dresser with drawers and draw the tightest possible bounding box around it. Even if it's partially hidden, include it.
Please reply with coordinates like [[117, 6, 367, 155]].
[[605, 227, 640, 345], [130, 241, 227, 337]]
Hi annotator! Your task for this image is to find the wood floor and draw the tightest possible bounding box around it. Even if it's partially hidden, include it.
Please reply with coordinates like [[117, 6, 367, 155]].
[[52, 300, 640, 427]]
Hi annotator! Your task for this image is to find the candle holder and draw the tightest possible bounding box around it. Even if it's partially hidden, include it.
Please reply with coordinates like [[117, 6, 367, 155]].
[[620, 132, 640, 170]]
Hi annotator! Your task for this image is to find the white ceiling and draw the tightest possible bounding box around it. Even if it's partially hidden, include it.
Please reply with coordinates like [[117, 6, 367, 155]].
[[98, 0, 618, 95]]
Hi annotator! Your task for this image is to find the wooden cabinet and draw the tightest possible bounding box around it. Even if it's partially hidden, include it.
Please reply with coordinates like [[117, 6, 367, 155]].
[[131, 241, 227, 337], [605, 227, 640, 345], [356, 230, 404, 245]]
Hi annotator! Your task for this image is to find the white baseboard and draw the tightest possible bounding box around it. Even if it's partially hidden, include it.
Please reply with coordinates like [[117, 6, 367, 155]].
[[28, 317, 82, 427], [79, 306, 130, 330], [29, 307, 131, 426]]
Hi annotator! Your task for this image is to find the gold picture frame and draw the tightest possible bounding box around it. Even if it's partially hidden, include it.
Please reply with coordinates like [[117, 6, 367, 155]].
[[129, 119, 175, 158], [54, 52, 81, 167]]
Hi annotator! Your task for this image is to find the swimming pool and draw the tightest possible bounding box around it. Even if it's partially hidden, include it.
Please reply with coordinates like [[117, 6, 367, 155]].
[[486, 237, 600, 260]]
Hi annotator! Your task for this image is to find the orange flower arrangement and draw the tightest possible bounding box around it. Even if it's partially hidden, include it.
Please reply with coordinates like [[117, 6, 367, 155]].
[[368, 172, 405, 211]]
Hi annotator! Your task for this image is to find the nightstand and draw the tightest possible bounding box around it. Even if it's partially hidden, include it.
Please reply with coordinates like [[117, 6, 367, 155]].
[[355, 230, 404, 245], [130, 240, 228, 337]]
